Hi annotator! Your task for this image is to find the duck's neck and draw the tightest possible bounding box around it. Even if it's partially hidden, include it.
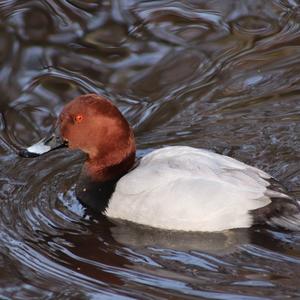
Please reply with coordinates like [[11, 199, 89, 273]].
[[85, 150, 136, 182], [76, 143, 136, 212]]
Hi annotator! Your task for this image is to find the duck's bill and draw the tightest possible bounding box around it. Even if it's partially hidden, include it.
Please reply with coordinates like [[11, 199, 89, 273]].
[[19, 131, 68, 158]]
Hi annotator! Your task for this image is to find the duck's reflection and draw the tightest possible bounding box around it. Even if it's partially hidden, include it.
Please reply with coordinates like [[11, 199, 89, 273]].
[[108, 219, 250, 254]]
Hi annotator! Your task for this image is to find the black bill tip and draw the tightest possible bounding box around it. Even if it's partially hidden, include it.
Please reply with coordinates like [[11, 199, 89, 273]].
[[19, 149, 40, 158], [18, 134, 68, 159]]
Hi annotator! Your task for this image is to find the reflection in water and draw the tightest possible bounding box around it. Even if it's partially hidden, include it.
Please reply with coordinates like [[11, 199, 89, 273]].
[[1, 0, 300, 299], [110, 220, 251, 254]]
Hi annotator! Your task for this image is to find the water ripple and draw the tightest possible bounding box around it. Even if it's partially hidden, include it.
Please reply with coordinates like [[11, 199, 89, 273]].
[[1, 0, 300, 299]]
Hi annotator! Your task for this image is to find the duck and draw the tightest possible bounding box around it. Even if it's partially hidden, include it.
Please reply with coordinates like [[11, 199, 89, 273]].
[[20, 94, 300, 232]]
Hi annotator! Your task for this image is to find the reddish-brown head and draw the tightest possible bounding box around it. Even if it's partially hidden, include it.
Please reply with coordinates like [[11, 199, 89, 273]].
[[59, 94, 136, 181]]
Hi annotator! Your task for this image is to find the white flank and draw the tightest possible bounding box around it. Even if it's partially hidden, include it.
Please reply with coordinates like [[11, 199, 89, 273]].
[[105, 146, 286, 232]]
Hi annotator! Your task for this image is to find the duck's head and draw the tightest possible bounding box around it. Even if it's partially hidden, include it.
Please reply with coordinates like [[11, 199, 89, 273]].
[[20, 94, 136, 182]]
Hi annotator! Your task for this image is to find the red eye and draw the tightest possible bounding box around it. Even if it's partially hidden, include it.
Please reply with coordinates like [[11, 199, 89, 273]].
[[74, 115, 83, 123]]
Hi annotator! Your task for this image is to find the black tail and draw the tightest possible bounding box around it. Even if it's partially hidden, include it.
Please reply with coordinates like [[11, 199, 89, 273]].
[[251, 178, 300, 231], [252, 197, 300, 231]]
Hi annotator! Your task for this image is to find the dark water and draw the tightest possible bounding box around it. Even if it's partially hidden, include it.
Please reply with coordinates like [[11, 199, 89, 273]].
[[1, 1, 300, 299]]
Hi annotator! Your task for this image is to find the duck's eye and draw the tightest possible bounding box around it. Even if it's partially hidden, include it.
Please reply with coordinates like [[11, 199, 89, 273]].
[[74, 114, 84, 123]]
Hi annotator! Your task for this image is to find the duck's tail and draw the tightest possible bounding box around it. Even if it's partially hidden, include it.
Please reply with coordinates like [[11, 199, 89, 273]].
[[251, 177, 300, 231], [252, 197, 300, 231], [266, 200, 300, 231]]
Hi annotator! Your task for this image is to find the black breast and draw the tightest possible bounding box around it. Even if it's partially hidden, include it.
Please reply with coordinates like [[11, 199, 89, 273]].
[[75, 175, 117, 212], [75, 159, 140, 213]]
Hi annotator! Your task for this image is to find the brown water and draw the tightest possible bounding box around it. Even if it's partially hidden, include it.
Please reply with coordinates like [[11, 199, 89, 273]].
[[1, 1, 300, 299]]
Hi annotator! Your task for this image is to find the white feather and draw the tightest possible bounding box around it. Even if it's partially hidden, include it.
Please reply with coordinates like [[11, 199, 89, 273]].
[[105, 146, 287, 232]]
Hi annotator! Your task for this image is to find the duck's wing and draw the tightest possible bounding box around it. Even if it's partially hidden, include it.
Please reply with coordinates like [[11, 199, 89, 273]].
[[106, 146, 299, 231]]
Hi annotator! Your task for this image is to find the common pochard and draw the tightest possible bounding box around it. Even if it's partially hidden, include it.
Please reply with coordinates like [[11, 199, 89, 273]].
[[20, 94, 300, 232]]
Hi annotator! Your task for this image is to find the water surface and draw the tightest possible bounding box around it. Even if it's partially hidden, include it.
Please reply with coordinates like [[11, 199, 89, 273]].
[[1, 1, 300, 299]]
